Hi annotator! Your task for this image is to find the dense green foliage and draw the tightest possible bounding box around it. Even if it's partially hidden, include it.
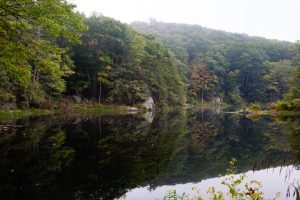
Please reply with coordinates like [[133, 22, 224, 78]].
[[67, 15, 185, 106], [1, 2, 300, 109], [0, 0, 86, 108], [131, 20, 299, 104], [0, 1, 185, 109]]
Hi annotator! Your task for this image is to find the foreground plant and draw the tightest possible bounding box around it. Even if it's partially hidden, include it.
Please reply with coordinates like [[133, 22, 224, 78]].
[[163, 158, 281, 200]]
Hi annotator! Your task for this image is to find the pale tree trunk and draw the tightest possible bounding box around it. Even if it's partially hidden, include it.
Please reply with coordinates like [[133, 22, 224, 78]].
[[201, 89, 204, 103], [85, 69, 92, 97]]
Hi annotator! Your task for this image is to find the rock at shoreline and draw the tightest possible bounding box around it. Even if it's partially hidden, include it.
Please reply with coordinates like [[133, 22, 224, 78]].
[[143, 111, 154, 123], [142, 97, 154, 111], [73, 95, 82, 103]]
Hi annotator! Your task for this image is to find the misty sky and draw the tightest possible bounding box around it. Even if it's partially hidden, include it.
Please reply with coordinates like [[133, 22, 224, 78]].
[[69, 0, 300, 42]]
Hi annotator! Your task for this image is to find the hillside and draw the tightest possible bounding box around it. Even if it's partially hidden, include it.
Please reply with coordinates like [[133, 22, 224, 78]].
[[0, 8, 186, 110], [1, 0, 300, 111], [131, 20, 298, 104], [66, 16, 186, 107]]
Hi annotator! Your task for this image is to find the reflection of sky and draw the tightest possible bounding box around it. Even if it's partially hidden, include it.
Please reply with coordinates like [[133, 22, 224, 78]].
[[124, 165, 300, 200]]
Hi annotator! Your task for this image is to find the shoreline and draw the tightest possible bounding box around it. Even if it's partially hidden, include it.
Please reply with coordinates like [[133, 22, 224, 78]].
[[0, 104, 135, 121], [1, 103, 299, 121], [237, 110, 300, 117]]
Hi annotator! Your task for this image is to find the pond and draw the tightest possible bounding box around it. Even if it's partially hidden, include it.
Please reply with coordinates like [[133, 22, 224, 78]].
[[0, 108, 299, 200]]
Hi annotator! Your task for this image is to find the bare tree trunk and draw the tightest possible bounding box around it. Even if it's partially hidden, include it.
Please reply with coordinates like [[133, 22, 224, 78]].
[[85, 69, 92, 97], [201, 89, 204, 103]]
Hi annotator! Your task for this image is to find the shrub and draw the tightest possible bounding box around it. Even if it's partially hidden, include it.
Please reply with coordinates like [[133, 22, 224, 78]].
[[292, 99, 300, 111], [276, 101, 292, 111], [248, 102, 261, 112], [162, 159, 281, 200]]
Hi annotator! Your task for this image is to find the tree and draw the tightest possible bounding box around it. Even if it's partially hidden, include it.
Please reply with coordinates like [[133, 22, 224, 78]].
[[131, 21, 295, 104], [286, 66, 300, 100], [286, 42, 300, 100], [0, 0, 86, 107], [98, 64, 112, 104], [190, 65, 218, 103], [68, 15, 186, 106], [223, 70, 242, 104], [262, 60, 294, 101]]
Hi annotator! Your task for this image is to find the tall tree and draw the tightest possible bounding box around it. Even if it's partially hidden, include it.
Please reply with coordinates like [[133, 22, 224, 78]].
[[0, 0, 86, 107], [190, 65, 218, 103], [286, 66, 300, 100], [98, 64, 112, 104], [69, 15, 186, 106]]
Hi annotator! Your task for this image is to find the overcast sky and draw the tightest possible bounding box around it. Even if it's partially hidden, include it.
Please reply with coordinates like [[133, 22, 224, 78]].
[[69, 0, 300, 42]]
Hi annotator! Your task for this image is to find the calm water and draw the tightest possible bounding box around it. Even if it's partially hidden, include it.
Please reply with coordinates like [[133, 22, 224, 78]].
[[0, 108, 299, 200]]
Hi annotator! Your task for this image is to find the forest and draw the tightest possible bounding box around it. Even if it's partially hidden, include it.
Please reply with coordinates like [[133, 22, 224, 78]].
[[132, 20, 300, 106], [1, 0, 300, 111], [1, 1, 300, 199]]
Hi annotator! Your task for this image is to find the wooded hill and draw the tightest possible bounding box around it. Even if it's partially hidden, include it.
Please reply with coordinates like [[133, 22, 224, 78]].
[[0, 1, 185, 109], [67, 16, 186, 107], [1, 0, 300, 110], [131, 20, 300, 104]]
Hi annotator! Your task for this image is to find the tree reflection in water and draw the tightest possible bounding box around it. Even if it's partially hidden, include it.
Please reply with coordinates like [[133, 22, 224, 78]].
[[0, 109, 299, 199]]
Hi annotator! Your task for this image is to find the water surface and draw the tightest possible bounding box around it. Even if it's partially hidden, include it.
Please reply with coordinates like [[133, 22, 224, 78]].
[[0, 108, 299, 199]]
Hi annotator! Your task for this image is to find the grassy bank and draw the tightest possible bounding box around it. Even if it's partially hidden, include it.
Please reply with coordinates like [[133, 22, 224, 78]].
[[238, 108, 300, 119], [241, 100, 300, 117], [0, 103, 135, 121], [0, 109, 53, 121], [72, 103, 131, 115], [189, 102, 227, 109]]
